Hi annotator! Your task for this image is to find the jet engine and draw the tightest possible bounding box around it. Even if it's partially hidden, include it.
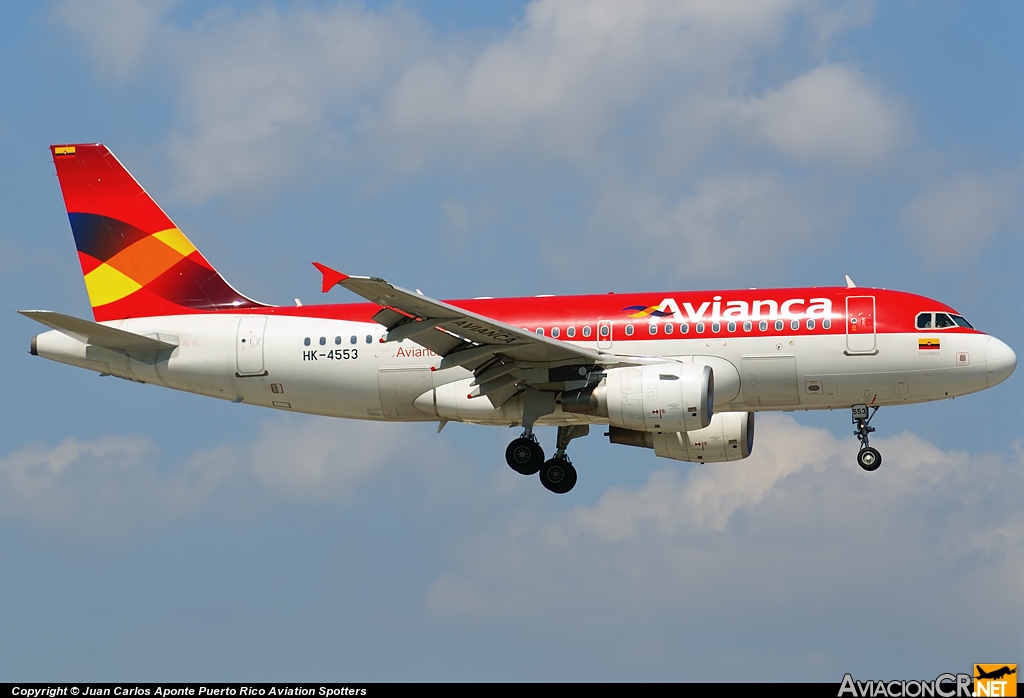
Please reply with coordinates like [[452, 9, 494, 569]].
[[607, 411, 754, 463], [561, 363, 713, 432]]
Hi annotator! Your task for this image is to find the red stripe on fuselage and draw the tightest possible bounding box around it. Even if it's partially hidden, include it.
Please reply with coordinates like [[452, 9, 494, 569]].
[[225, 287, 980, 338]]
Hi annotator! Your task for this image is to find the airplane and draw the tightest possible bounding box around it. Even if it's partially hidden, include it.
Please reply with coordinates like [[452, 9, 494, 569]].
[[21, 144, 1017, 494], [975, 666, 1016, 681]]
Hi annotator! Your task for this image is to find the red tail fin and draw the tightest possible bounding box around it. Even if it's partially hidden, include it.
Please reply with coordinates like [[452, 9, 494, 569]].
[[50, 144, 269, 321]]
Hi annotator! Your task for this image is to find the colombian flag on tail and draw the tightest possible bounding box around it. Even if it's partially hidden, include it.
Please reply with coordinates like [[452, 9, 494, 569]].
[[50, 144, 267, 321]]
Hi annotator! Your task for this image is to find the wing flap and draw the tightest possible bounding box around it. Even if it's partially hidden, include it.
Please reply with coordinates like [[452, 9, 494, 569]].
[[19, 310, 178, 352]]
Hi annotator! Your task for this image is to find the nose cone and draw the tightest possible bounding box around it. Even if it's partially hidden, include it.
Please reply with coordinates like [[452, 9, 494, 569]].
[[985, 337, 1016, 387]]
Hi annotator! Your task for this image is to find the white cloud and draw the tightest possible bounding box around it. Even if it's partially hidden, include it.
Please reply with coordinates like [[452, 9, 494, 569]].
[[0, 417, 448, 538], [803, 0, 876, 52], [2, 408, 1017, 676], [50, 0, 932, 283], [559, 172, 846, 284], [0, 435, 158, 530], [164, 4, 430, 201], [723, 64, 909, 166], [899, 171, 1022, 268], [380, 0, 802, 163], [424, 414, 1023, 660], [52, 0, 172, 81], [54, 0, 867, 200]]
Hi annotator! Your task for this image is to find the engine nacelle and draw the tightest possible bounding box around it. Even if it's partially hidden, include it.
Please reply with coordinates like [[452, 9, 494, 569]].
[[562, 363, 713, 432], [608, 411, 754, 463]]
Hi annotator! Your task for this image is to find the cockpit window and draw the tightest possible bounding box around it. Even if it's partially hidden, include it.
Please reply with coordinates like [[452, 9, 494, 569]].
[[919, 311, 974, 330]]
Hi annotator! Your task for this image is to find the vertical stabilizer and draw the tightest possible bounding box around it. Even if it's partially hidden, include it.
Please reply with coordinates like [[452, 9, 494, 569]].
[[50, 144, 268, 321]]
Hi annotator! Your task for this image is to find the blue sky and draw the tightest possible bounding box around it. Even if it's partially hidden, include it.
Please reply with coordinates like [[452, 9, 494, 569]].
[[0, 0, 1021, 681]]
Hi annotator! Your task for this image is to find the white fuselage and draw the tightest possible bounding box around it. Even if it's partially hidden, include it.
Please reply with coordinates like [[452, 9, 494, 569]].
[[33, 314, 1004, 427]]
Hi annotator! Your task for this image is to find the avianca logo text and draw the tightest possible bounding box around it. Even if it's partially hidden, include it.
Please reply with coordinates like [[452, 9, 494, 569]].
[[623, 297, 834, 322]]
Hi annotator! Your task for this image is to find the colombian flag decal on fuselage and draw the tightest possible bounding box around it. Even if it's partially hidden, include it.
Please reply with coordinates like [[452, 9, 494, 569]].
[[919, 337, 940, 351]]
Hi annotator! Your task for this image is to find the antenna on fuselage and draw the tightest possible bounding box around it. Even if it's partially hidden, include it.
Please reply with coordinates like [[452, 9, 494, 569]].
[[845, 275, 857, 288]]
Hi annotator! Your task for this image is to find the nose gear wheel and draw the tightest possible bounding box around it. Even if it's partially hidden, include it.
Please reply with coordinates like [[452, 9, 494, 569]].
[[852, 404, 882, 471], [857, 446, 881, 471]]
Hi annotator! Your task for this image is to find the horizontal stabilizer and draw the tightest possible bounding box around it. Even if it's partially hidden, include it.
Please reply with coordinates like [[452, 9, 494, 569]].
[[18, 310, 177, 352]]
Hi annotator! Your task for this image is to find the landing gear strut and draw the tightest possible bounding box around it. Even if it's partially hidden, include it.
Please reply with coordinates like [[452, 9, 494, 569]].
[[505, 424, 589, 493], [539, 425, 588, 494], [852, 404, 881, 471]]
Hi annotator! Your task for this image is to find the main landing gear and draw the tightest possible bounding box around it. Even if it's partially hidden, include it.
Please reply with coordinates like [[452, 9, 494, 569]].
[[852, 404, 881, 471], [505, 433, 544, 475], [505, 425, 589, 494]]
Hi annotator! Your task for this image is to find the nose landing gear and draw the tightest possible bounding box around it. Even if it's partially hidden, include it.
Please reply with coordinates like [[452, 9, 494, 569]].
[[852, 404, 881, 471]]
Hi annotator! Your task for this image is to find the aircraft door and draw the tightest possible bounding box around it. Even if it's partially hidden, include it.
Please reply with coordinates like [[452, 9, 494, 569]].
[[846, 296, 876, 354], [378, 367, 434, 419], [741, 354, 800, 407], [597, 320, 613, 350], [236, 316, 267, 376]]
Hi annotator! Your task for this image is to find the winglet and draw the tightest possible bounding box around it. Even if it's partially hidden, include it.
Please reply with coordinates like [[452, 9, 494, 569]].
[[312, 262, 349, 293]]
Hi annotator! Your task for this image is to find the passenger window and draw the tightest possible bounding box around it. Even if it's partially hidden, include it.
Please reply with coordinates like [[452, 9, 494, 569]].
[[582, 326, 592, 338], [350, 335, 357, 344], [680, 323, 689, 334], [335, 336, 342, 345], [320, 337, 327, 346], [567, 327, 576, 338], [759, 320, 768, 331], [791, 319, 799, 331], [711, 322, 720, 333], [552, 327, 560, 338], [806, 319, 815, 330], [935, 313, 956, 329], [774, 320, 784, 331], [625, 325, 634, 336], [664, 323, 674, 335], [366, 335, 372, 344], [727, 322, 736, 333], [916, 312, 933, 329], [823, 319, 831, 330], [649, 324, 657, 335], [536, 328, 545, 336], [600, 325, 610, 337], [304, 337, 311, 346], [696, 323, 705, 334]]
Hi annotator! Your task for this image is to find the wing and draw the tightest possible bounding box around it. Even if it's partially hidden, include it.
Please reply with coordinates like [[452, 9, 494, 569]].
[[313, 262, 644, 405]]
